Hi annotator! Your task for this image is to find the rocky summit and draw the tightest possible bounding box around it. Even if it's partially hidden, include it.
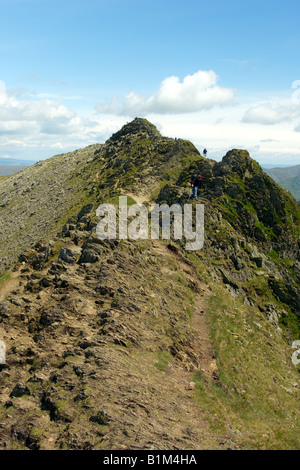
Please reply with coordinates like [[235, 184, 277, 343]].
[[0, 118, 299, 450]]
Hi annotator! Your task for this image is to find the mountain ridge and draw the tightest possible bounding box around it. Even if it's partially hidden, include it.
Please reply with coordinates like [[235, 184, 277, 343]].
[[0, 118, 299, 450]]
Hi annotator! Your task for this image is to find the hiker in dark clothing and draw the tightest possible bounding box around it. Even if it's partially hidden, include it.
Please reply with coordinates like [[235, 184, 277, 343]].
[[203, 148, 207, 157], [190, 173, 202, 199]]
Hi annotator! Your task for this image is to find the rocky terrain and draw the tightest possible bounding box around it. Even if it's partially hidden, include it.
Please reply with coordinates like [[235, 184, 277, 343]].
[[0, 118, 299, 450]]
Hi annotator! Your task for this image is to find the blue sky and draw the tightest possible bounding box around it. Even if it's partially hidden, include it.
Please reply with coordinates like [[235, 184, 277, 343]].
[[0, 0, 299, 165]]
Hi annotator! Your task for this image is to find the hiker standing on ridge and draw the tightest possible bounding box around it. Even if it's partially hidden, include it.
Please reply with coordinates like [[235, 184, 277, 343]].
[[190, 173, 202, 199], [203, 148, 207, 158]]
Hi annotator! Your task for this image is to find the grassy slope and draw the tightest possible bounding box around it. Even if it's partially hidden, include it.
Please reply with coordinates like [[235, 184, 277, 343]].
[[191, 256, 299, 450]]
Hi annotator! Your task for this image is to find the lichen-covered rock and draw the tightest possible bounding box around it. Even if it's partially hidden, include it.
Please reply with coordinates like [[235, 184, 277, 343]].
[[10, 382, 30, 398], [0, 302, 9, 321], [59, 247, 77, 264]]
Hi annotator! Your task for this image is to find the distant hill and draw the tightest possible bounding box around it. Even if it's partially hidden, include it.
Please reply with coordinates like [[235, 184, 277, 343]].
[[0, 157, 36, 166], [264, 164, 300, 202], [0, 158, 35, 176], [0, 164, 30, 176]]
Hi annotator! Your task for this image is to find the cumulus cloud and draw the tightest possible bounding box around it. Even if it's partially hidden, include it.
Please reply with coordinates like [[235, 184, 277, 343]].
[[0, 80, 113, 142], [0, 80, 113, 160], [242, 100, 300, 125], [0, 80, 81, 134], [95, 70, 235, 115]]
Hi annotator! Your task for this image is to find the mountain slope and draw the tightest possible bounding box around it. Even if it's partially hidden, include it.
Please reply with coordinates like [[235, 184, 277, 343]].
[[0, 118, 299, 450]]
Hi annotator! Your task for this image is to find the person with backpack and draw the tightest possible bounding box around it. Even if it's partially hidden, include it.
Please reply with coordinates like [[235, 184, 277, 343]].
[[203, 148, 207, 158], [190, 173, 203, 199]]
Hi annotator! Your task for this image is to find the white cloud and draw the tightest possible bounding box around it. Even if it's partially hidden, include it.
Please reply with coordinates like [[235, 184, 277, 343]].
[[1, 78, 299, 167], [0, 80, 80, 134], [0, 80, 117, 160], [95, 70, 235, 115], [259, 146, 300, 155], [242, 100, 300, 126], [0, 80, 108, 139]]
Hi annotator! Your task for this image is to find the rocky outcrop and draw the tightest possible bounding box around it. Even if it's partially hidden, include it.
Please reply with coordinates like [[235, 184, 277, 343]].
[[107, 117, 162, 142], [153, 146, 299, 335]]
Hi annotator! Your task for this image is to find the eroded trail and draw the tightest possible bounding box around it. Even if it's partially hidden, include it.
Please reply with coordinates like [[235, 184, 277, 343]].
[[0, 270, 22, 302]]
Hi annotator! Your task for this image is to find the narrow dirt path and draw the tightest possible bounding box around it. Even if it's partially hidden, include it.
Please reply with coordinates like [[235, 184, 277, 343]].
[[123, 191, 153, 206], [152, 239, 219, 380], [0, 270, 21, 302]]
